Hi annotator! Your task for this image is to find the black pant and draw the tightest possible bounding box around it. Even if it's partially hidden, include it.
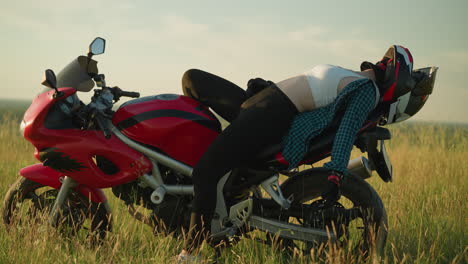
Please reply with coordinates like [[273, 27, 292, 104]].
[[182, 69, 298, 241], [182, 69, 248, 122]]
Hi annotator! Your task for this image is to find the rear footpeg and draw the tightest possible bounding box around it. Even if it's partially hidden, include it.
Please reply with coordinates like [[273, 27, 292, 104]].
[[248, 215, 336, 243], [260, 175, 291, 209]]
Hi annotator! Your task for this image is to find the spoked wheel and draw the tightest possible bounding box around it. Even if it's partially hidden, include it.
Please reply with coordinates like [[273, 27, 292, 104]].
[[279, 168, 387, 259], [2, 177, 112, 242]]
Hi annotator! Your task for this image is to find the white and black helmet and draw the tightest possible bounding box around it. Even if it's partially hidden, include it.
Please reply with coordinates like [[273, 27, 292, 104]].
[[388, 66, 438, 123], [361, 45, 438, 124]]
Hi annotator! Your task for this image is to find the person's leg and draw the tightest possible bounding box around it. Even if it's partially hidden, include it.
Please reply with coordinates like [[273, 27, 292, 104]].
[[184, 85, 298, 252], [182, 69, 248, 122]]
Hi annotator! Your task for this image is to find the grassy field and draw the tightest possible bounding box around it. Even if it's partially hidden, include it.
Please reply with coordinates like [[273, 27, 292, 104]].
[[0, 102, 466, 264]]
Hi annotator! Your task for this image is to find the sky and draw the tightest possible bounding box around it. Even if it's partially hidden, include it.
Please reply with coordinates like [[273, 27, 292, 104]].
[[1, 0, 467, 123]]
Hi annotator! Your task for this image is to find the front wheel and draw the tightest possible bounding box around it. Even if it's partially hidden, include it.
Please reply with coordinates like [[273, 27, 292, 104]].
[[2, 177, 112, 241], [279, 168, 387, 259]]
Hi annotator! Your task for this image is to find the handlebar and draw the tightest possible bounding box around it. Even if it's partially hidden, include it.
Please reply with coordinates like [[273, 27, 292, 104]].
[[109, 86, 140, 101], [119, 90, 140, 98], [82, 86, 140, 139]]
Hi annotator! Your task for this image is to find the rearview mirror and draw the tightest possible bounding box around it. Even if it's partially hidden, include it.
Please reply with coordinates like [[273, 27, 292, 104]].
[[41, 69, 57, 89], [88, 37, 106, 56]]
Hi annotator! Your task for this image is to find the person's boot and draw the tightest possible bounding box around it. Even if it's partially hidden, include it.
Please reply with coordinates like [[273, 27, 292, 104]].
[[176, 212, 210, 263], [186, 212, 208, 251]]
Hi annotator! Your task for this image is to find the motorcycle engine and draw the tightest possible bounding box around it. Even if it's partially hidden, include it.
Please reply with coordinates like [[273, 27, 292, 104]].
[[111, 165, 191, 234]]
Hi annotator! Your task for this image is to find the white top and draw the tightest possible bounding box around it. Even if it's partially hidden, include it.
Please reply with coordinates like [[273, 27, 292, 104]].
[[276, 64, 379, 112]]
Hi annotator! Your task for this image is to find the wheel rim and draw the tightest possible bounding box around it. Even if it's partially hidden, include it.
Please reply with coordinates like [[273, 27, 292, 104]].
[[283, 194, 375, 256], [277, 170, 387, 258]]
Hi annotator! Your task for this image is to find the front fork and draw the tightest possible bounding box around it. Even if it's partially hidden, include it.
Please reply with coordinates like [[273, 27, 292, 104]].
[[49, 176, 77, 227], [48, 176, 111, 227]]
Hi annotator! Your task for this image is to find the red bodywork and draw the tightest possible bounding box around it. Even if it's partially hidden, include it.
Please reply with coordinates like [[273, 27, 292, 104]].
[[21, 88, 151, 202], [20, 89, 221, 202], [112, 94, 221, 166], [20, 164, 106, 202]]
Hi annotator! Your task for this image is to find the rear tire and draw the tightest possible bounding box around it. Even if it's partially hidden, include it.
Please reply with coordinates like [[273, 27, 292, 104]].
[[280, 168, 387, 258], [2, 177, 112, 242]]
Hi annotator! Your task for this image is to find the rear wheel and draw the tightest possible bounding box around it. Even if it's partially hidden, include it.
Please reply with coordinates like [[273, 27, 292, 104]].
[[2, 177, 112, 242], [279, 168, 387, 259]]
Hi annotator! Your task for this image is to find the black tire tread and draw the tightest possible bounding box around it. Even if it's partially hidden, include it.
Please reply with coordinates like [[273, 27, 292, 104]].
[[280, 167, 388, 256]]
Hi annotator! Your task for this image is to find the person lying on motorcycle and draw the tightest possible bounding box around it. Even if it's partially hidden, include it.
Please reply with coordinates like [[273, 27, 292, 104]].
[[177, 45, 431, 260]]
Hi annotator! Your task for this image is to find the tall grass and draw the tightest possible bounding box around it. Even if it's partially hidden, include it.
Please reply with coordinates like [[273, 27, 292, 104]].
[[0, 108, 466, 263], [367, 123, 467, 264]]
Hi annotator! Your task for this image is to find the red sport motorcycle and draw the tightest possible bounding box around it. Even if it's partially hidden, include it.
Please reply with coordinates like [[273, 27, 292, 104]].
[[2, 37, 436, 256]]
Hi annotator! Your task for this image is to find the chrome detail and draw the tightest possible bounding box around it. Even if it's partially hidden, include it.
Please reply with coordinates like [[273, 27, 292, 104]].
[[139, 173, 158, 189], [347, 156, 372, 179], [139, 160, 194, 205], [103, 200, 112, 214], [151, 186, 166, 204], [248, 215, 335, 243], [141, 172, 193, 203], [260, 175, 291, 209], [19, 120, 26, 136], [151, 160, 164, 185], [163, 185, 194, 194], [49, 176, 77, 227], [109, 122, 193, 177]]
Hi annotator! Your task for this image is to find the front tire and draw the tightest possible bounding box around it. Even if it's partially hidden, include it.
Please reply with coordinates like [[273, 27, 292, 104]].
[[2, 177, 112, 241]]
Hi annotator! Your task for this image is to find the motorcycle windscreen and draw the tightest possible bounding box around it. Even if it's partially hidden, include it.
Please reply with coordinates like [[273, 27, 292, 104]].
[[56, 56, 98, 92]]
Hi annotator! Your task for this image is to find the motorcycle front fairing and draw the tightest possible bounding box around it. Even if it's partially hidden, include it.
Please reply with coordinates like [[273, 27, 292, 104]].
[[20, 164, 107, 203], [22, 87, 152, 189]]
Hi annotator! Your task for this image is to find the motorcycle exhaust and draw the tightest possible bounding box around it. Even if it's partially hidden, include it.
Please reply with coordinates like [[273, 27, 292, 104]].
[[347, 156, 372, 179]]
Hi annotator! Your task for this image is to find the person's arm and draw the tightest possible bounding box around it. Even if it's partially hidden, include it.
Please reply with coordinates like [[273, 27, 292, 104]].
[[324, 80, 376, 173], [321, 80, 376, 206]]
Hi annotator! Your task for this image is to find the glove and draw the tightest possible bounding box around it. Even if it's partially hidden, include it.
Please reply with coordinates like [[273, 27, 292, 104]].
[[320, 172, 343, 208], [246, 78, 274, 98]]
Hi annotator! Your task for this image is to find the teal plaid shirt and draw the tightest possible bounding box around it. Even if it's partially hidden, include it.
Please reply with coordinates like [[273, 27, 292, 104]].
[[282, 79, 377, 174]]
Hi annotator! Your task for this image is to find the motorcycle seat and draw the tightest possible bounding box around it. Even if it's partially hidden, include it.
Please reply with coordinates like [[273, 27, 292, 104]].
[[254, 113, 344, 167], [253, 114, 389, 169]]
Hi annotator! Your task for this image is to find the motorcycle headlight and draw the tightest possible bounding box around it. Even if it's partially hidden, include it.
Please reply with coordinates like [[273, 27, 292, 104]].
[[20, 119, 26, 136]]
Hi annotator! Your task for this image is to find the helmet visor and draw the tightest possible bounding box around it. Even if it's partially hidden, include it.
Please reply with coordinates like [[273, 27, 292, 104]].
[[412, 66, 438, 96]]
